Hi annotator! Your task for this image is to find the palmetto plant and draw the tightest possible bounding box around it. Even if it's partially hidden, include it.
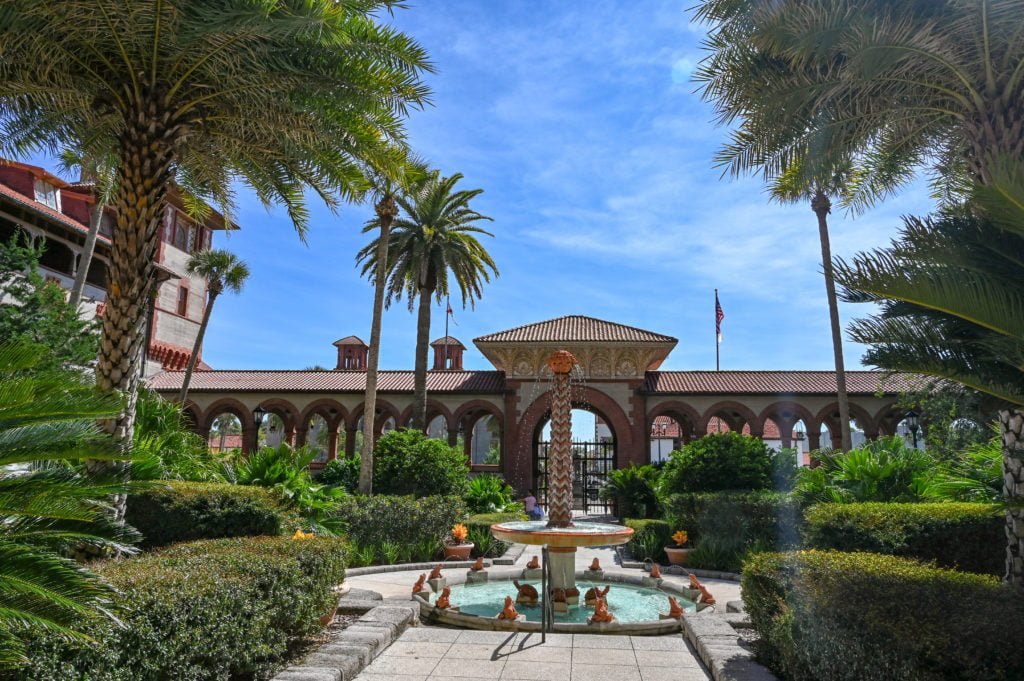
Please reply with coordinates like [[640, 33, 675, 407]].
[[0, 342, 138, 668], [0, 1, 431, 514], [177, 249, 250, 404], [357, 172, 497, 428]]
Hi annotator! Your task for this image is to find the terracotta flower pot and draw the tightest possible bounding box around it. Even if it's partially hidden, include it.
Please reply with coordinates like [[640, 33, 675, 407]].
[[664, 546, 692, 566], [443, 543, 474, 560]]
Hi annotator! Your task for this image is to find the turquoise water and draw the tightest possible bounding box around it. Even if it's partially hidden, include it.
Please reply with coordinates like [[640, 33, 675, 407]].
[[438, 580, 696, 624]]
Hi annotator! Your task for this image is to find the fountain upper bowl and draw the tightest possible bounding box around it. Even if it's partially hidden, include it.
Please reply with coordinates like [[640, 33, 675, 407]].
[[490, 521, 634, 548]]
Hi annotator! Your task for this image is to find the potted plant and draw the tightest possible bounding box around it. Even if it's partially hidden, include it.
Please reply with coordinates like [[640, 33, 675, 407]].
[[664, 530, 691, 566], [443, 523, 474, 560]]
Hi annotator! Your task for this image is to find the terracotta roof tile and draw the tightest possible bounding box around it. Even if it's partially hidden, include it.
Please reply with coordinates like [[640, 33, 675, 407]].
[[644, 371, 915, 395], [332, 335, 367, 346], [475, 315, 677, 344], [0, 183, 112, 245], [147, 370, 506, 394], [431, 335, 465, 347]]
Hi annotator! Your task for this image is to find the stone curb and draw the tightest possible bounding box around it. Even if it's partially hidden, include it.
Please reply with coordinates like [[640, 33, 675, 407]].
[[682, 614, 778, 681], [492, 541, 526, 565], [619, 560, 742, 582], [270, 591, 417, 681]]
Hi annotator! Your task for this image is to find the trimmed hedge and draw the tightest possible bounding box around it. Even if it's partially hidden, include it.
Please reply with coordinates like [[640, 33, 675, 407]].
[[743, 550, 1024, 681], [802, 502, 1004, 575], [125, 481, 301, 548], [17, 536, 347, 681], [332, 494, 465, 550], [373, 429, 469, 497], [660, 432, 774, 493], [662, 491, 801, 571], [625, 519, 673, 562], [465, 512, 526, 558]]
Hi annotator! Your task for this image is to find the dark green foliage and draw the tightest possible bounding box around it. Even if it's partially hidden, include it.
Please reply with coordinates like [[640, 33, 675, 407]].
[[659, 433, 773, 494], [15, 536, 347, 681], [742, 550, 1024, 681], [464, 474, 517, 514], [124, 481, 300, 548], [770, 448, 797, 492], [794, 437, 935, 503], [624, 519, 673, 562], [663, 491, 801, 571], [332, 494, 464, 551], [132, 389, 229, 483], [600, 465, 660, 519], [373, 430, 469, 497], [464, 512, 526, 558], [0, 235, 98, 371], [803, 502, 1004, 575], [318, 454, 361, 493]]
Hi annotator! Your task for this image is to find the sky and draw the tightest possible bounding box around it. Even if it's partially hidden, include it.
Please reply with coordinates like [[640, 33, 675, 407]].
[[36, 1, 937, 376]]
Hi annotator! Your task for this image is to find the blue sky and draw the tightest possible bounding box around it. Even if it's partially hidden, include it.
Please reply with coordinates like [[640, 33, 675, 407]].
[[43, 1, 938, 374]]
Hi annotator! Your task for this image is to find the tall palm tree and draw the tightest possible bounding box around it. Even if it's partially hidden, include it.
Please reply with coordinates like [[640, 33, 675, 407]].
[[177, 249, 250, 404], [0, 1, 431, 516], [834, 157, 1024, 584], [357, 172, 497, 429], [0, 342, 138, 669], [357, 158, 427, 495]]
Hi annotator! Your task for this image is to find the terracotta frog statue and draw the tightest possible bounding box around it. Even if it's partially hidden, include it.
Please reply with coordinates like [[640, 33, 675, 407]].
[[497, 595, 519, 620], [429, 564, 443, 580], [435, 587, 452, 609], [667, 596, 685, 618], [470, 556, 485, 571], [412, 573, 426, 594], [526, 555, 540, 570], [590, 597, 615, 623]]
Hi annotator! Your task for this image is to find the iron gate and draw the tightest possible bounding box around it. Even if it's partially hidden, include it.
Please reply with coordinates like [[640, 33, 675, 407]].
[[535, 440, 616, 515]]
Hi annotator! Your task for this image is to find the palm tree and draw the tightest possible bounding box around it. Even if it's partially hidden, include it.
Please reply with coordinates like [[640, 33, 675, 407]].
[[177, 249, 250, 404], [833, 156, 1024, 584], [357, 172, 497, 429], [0, 342, 138, 668], [0, 1, 431, 515], [357, 158, 427, 495]]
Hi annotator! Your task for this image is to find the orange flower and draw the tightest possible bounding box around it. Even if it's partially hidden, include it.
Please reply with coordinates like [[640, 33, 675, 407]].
[[451, 523, 469, 543], [672, 530, 689, 547], [292, 529, 315, 540]]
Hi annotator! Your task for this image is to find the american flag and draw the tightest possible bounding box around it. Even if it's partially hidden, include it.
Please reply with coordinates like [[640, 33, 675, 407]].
[[715, 292, 724, 343]]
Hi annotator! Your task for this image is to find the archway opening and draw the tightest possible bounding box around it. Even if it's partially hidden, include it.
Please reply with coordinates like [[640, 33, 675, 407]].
[[258, 413, 287, 449], [304, 413, 331, 463], [208, 412, 242, 453], [534, 407, 615, 515], [426, 414, 448, 441], [649, 415, 683, 464], [470, 414, 502, 466]]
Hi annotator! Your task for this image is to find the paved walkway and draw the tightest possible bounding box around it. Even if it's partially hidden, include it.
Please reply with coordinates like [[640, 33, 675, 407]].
[[355, 629, 711, 680]]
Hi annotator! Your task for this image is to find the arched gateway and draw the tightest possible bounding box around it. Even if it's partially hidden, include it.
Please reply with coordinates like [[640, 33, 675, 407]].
[[149, 315, 913, 499]]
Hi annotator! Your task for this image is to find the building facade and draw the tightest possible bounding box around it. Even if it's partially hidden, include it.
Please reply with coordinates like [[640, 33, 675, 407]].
[[0, 159, 233, 375], [149, 316, 915, 496]]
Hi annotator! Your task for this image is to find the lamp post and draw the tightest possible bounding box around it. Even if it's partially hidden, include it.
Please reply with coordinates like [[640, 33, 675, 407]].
[[905, 410, 920, 449], [252, 404, 267, 454]]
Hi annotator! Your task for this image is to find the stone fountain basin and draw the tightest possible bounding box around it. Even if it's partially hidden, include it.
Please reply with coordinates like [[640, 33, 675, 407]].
[[415, 567, 712, 635], [490, 521, 634, 548]]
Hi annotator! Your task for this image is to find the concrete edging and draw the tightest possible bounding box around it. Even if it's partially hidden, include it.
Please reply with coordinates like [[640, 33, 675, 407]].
[[683, 614, 777, 681]]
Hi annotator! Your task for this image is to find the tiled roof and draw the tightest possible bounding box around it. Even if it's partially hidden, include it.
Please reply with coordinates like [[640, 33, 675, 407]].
[[147, 370, 506, 393], [333, 335, 367, 346], [431, 335, 464, 347], [475, 315, 677, 344], [0, 183, 112, 245], [644, 371, 916, 395]]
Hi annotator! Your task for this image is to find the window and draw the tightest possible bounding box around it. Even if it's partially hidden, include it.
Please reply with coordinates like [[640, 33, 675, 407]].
[[34, 179, 60, 211], [164, 208, 200, 253], [176, 286, 188, 316]]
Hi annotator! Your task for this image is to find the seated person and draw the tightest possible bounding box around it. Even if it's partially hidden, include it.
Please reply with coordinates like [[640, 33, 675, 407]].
[[523, 490, 544, 520]]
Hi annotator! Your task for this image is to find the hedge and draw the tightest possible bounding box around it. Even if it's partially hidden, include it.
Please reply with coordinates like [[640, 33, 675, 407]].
[[802, 502, 1004, 575], [17, 536, 347, 681], [624, 519, 673, 562], [662, 491, 801, 571], [373, 429, 469, 497], [125, 481, 302, 548], [742, 550, 1024, 681], [332, 494, 464, 562], [659, 432, 774, 493], [465, 512, 527, 558]]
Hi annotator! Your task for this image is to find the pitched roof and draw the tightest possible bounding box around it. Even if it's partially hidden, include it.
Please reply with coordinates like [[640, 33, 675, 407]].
[[147, 370, 505, 394], [333, 335, 367, 347], [644, 371, 916, 395], [474, 315, 677, 344], [0, 182, 112, 245], [431, 335, 464, 348]]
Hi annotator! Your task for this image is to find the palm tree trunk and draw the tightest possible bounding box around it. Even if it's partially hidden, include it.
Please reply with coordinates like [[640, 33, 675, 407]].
[[91, 111, 179, 520], [812, 191, 853, 451], [177, 290, 218, 404], [1000, 409, 1024, 587], [68, 200, 104, 310], [410, 285, 432, 430], [359, 203, 395, 495]]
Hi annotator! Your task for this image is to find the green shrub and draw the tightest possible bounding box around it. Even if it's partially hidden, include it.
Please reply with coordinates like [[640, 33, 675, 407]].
[[794, 436, 934, 503], [16, 536, 347, 681], [624, 519, 673, 562], [770, 447, 797, 492], [318, 454, 361, 493], [464, 512, 526, 558], [600, 465, 661, 519], [125, 481, 301, 548], [803, 502, 1004, 575], [663, 491, 800, 571], [464, 474, 517, 514], [373, 429, 470, 497], [659, 432, 773, 494], [332, 494, 464, 557], [742, 550, 1024, 681]]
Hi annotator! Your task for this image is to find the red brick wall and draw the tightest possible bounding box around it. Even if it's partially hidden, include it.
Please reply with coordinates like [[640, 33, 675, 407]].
[[0, 166, 34, 196]]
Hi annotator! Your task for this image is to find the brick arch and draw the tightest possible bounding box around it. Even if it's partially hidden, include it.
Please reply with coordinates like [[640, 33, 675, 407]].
[[348, 400, 401, 434], [815, 402, 877, 439], [181, 400, 202, 434], [200, 398, 251, 433], [453, 399, 505, 431], [298, 398, 346, 432], [402, 399, 454, 432], [516, 385, 634, 469], [873, 402, 905, 436], [646, 400, 701, 441], [258, 398, 301, 433], [700, 400, 762, 435]]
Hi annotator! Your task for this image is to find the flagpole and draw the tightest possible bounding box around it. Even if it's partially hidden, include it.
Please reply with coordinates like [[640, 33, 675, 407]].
[[444, 294, 450, 369], [715, 288, 720, 372]]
